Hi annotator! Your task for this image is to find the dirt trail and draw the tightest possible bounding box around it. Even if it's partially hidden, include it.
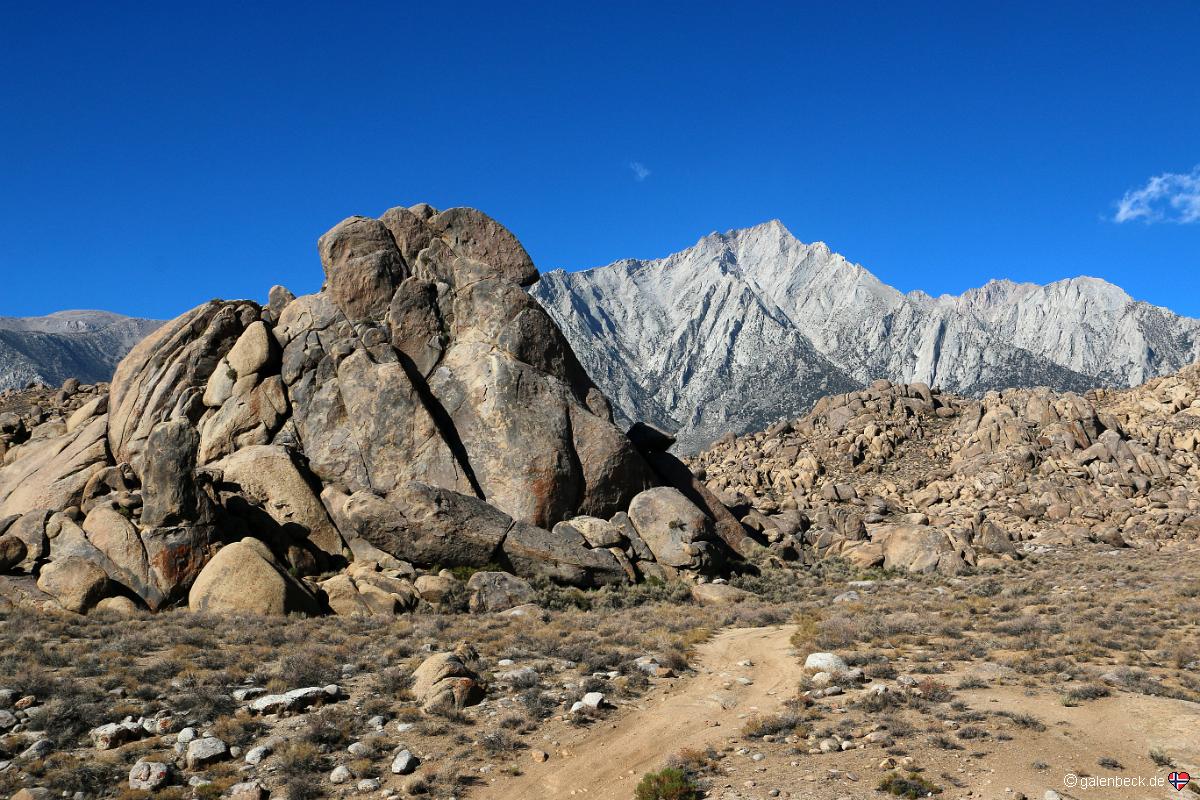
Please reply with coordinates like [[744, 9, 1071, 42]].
[[478, 624, 798, 800]]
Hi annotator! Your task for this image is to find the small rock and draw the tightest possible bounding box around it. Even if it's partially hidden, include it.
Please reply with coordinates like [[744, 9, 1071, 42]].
[[244, 744, 272, 765], [185, 736, 228, 769], [128, 760, 170, 791], [19, 738, 53, 761], [227, 780, 267, 800], [391, 749, 419, 775]]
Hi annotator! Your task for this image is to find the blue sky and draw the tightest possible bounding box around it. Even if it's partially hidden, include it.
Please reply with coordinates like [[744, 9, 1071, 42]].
[[1, 1, 1197, 319]]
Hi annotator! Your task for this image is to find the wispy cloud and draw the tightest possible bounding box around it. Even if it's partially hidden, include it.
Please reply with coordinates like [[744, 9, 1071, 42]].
[[1113, 165, 1200, 224], [629, 161, 650, 182]]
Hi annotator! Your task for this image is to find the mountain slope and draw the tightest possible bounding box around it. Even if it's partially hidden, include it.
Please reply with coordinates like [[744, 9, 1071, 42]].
[[531, 221, 1200, 451], [0, 311, 162, 390]]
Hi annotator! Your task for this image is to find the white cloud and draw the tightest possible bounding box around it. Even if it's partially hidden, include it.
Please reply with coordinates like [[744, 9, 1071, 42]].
[[1114, 165, 1200, 224], [629, 161, 650, 182]]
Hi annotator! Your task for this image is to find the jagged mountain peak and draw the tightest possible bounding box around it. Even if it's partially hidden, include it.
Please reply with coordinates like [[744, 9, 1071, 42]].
[[530, 222, 1200, 452]]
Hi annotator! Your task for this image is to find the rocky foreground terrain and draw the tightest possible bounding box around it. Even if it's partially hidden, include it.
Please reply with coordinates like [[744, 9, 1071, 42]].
[[688, 365, 1200, 570], [0, 205, 1196, 799]]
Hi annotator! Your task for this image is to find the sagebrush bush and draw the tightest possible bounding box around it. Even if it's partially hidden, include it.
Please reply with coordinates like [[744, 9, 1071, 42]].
[[634, 766, 700, 800]]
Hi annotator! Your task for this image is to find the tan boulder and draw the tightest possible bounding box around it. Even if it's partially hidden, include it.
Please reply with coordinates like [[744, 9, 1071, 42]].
[[466, 571, 536, 613], [877, 525, 968, 575], [188, 538, 321, 616], [37, 555, 110, 613], [690, 582, 754, 606], [0, 535, 27, 572], [82, 506, 158, 607], [411, 646, 485, 711], [0, 415, 108, 519], [627, 487, 715, 569], [225, 321, 276, 378], [319, 574, 373, 617], [318, 216, 408, 322], [95, 595, 140, 616], [414, 573, 460, 604], [211, 446, 345, 558]]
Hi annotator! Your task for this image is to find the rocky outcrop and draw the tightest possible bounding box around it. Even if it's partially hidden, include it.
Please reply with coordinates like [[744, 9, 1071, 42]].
[[689, 366, 1200, 566], [0, 203, 745, 616]]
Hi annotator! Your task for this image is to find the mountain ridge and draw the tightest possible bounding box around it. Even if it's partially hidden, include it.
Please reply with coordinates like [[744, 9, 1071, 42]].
[[531, 220, 1200, 451], [0, 310, 162, 391]]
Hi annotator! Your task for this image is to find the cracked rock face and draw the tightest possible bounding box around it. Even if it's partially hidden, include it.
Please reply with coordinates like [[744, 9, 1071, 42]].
[[276, 204, 654, 530]]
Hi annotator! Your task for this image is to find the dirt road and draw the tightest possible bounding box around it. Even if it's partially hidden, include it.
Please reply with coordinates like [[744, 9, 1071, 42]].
[[478, 624, 798, 800]]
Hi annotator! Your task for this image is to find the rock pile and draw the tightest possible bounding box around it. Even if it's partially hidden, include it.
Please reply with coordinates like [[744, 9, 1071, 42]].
[[689, 369, 1200, 571], [0, 204, 748, 616]]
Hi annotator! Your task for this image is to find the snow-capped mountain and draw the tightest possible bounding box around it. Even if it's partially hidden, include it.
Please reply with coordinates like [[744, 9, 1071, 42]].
[[0, 311, 162, 391], [531, 220, 1200, 451]]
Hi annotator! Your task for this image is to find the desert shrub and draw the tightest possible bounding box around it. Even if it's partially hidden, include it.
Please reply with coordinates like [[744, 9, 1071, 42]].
[[304, 705, 357, 749], [275, 651, 337, 688], [276, 740, 324, 779], [634, 766, 701, 800], [930, 735, 963, 750], [916, 678, 952, 702], [741, 712, 803, 738], [519, 688, 557, 719], [993, 710, 1046, 731], [1062, 683, 1111, 705], [371, 666, 414, 696], [879, 771, 943, 797], [479, 728, 522, 754], [1150, 747, 1173, 767], [37, 753, 123, 795]]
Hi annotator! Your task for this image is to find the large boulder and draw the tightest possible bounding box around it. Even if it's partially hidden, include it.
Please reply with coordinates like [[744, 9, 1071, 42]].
[[411, 646, 485, 712], [212, 445, 345, 559], [342, 482, 508, 568], [109, 301, 259, 471], [82, 507, 159, 608], [188, 538, 322, 616], [0, 416, 109, 518], [0, 536, 27, 573], [466, 571, 536, 613], [627, 487, 715, 569], [5, 511, 50, 571], [140, 420, 207, 528], [877, 525, 969, 575], [37, 556, 110, 613], [501, 522, 629, 587], [318, 216, 409, 322]]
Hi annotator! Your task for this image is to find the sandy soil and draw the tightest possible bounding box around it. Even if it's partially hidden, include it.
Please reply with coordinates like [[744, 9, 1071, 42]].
[[478, 625, 798, 800], [474, 624, 1200, 800]]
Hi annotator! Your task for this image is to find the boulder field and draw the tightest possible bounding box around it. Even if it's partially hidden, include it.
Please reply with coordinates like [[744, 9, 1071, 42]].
[[0, 204, 759, 616]]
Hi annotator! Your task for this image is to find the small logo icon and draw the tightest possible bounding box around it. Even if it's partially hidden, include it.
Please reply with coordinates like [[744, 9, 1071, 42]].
[[1169, 772, 1191, 791]]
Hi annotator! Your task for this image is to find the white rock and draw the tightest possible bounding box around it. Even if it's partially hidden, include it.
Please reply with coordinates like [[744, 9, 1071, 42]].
[[391, 749, 419, 775], [804, 653, 849, 674], [128, 760, 170, 791]]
